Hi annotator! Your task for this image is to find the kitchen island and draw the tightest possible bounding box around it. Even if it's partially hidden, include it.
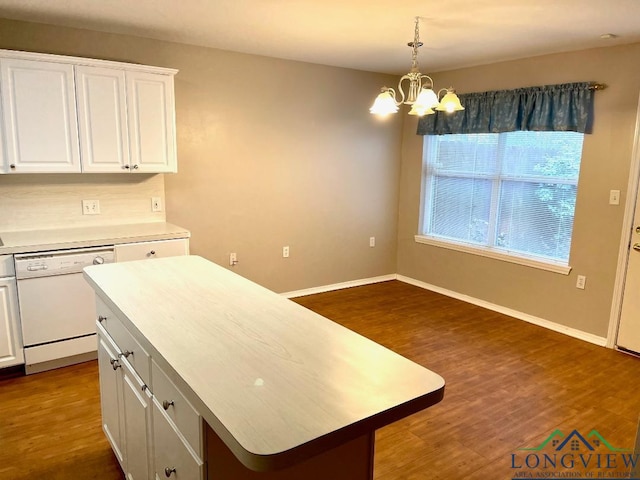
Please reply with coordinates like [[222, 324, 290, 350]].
[[83, 255, 445, 479]]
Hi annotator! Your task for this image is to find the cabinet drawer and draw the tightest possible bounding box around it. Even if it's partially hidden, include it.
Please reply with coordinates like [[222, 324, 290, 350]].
[[152, 359, 202, 457], [153, 398, 204, 480], [97, 298, 151, 387], [114, 238, 188, 263]]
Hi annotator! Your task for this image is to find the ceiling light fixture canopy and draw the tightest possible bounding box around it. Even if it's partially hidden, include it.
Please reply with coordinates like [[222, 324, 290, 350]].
[[370, 17, 464, 117]]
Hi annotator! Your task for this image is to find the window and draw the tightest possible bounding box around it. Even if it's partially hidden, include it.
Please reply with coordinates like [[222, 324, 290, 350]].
[[418, 131, 584, 270]]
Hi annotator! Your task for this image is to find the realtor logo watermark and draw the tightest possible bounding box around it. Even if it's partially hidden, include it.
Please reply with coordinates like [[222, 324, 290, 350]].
[[510, 429, 639, 479]]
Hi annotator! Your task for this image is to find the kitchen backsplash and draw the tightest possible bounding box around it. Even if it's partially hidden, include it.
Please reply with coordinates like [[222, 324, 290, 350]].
[[0, 173, 166, 231]]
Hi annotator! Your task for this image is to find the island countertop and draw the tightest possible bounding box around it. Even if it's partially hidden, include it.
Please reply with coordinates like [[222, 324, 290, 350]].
[[83, 255, 445, 472]]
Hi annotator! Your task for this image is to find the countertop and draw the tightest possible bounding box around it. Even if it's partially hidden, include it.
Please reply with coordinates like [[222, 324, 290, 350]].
[[0, 222, 190, 255], [83, 255, 445, 472]]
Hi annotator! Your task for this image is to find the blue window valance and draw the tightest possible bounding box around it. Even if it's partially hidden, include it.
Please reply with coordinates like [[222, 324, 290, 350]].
[[416, 82, 595, 136]]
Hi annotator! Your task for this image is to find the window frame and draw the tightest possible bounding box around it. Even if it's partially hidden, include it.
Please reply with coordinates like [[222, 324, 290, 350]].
[[416, 132, 581, 275]]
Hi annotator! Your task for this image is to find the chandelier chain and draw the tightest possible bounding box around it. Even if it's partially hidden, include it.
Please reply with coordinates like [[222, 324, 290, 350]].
[[410, 16, 421, 71]]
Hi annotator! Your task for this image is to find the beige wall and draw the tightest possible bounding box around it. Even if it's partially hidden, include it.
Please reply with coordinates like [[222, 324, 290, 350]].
[[397, 43, 640, 337], [0, 18, 403, 292]]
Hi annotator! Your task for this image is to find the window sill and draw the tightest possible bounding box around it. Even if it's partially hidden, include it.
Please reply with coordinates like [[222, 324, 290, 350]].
[[413, 235, 572, 275]]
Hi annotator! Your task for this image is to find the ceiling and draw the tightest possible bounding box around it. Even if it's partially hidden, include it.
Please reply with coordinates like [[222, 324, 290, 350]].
[[0, 0, 639, 74]]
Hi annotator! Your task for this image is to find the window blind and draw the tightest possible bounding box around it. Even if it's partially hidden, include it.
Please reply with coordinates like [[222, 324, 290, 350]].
[[422, 130, 584, 263]]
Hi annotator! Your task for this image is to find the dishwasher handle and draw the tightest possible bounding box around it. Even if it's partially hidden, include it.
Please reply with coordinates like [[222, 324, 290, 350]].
[[26, 265, 48, 272]]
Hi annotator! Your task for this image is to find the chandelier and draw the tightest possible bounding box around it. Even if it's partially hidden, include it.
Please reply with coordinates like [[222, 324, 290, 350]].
[[370, 17, 464, 117]]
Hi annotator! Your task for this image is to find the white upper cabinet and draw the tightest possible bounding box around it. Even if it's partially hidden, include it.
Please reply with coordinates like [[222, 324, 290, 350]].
[[76, 66, 130, 173], [126, 71, 177, 173], [1, 58, 81, 173], [0, 49, 178, 175]]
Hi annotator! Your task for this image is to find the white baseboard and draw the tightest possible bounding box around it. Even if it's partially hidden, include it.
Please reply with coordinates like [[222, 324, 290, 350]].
[[281, 274, 397, 299], [397, 275, 607, 347]]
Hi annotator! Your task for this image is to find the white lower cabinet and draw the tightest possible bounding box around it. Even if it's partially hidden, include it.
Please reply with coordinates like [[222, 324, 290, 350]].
[[153, 398, 205, 480], [97, 332, 126, 469], [122, 361, 153, 480], [97, 304, 204, 480], [0, 261, 24, 368]]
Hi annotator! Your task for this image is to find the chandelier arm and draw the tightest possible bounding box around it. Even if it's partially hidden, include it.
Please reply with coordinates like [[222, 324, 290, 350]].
[[420, 75, 434, 90], [382, 86, 402, 107], [396, 75, 410, 105]]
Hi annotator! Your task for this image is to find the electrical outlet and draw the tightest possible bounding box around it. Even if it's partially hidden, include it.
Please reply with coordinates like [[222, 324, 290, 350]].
[[282, 246, 290, 258], [151, 197, 162, 212], [576, 275, 586, 290], [369, 236, 376, 247], [229, 252, 238, 266], [609, 190, 620, 205], [82, 199, 100, 215]]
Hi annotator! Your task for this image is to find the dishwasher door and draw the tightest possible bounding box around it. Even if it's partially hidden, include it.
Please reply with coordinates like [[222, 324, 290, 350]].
[[18, 272, 98, 346], [15, 247, 114, 373]]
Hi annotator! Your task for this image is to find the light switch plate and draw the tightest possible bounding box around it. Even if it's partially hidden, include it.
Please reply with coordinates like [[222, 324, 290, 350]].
[[151, 197, 162, 212], [609, 190, 620, 205]]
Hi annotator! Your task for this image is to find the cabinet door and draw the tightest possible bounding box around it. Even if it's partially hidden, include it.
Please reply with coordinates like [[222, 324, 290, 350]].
[[98, 332, 126, 470], [76, 66, 130, 173], [0, 90, 5, 174], [153, 399, 204, 480], [126, 71, 176, 173], [0, 277, 24, 368], [122, 360, 153, 480], [0, 58, 80, 173], [114, 239, 189, 263]]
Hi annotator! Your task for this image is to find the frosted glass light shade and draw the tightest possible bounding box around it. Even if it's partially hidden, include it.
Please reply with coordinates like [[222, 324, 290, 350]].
[[435, 90, 465, 113], [408, 104, 435, 116], [414, 88, 440, 110], [370, 91, 399, 115]]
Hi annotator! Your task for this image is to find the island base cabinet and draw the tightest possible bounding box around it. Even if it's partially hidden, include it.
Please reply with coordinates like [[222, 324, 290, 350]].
[[97, 334, 126, 470], [205, 426, 374, 480], [153, 398, 205, 480], [122, 362, 153, 480]]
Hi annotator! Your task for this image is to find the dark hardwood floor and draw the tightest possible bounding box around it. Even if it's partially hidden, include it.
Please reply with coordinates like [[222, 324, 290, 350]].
[[1, 280, 638, 479]]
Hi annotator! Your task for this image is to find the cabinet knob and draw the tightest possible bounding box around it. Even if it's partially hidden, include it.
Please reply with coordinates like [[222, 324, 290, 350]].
[[148, 250, 156, 257], [119, 350, 133, 358], [98, 315, 107, 323], [162, 400, 174, 410], [123, 165, 130, 170], [164, 467, 176, 477], [9, 164, 15, 169], [110, 359, 121, 370], [132, 164, 139, 170]]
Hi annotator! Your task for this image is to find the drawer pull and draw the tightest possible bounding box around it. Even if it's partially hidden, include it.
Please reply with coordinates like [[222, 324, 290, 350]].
[[110, 359, 121, 370], [119, 350, 133, 358], [162, 400, 174, 410], [98, 315, 107, 323], [164, 467, 176, 477]]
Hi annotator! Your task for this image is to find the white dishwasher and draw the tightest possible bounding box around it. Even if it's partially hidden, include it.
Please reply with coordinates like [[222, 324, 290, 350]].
[[15, 247, 115, 374]]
